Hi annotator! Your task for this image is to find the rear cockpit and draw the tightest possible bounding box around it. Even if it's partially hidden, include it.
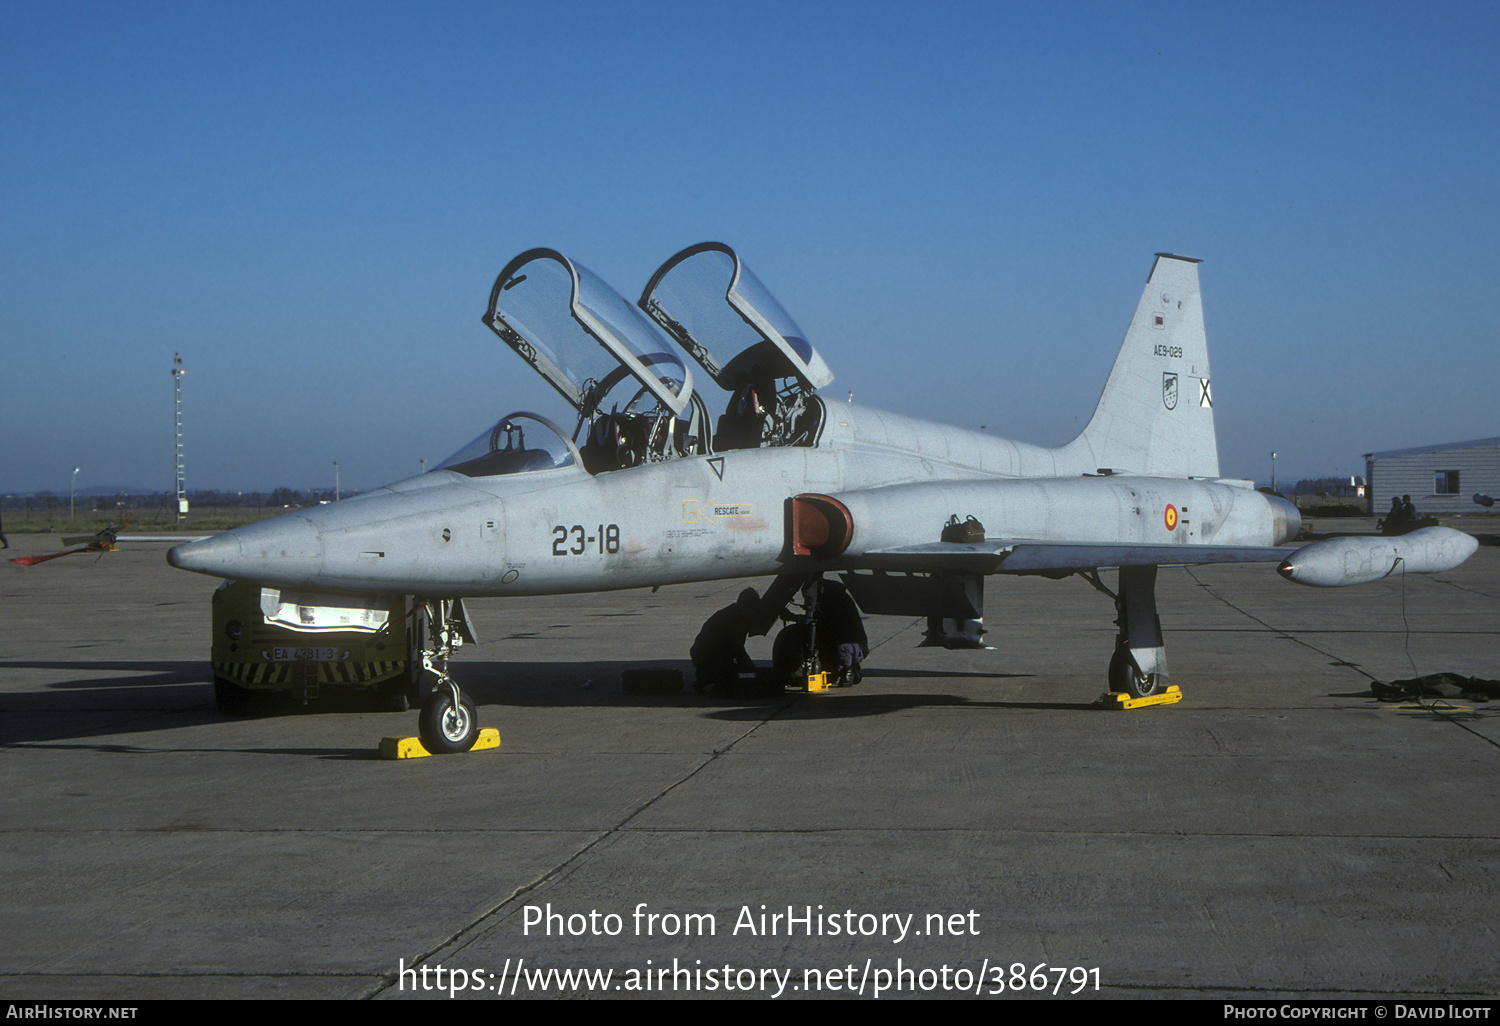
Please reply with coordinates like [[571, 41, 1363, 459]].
[[467, 243, 834, 479], [641, 242, 832, 452]]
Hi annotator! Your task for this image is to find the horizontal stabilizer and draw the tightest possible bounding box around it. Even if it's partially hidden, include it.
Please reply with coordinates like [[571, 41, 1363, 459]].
[[855, 540, 1294, 575]]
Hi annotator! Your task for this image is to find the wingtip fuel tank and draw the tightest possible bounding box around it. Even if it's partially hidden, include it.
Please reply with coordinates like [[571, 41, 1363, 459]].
[[1276, 527, 1479, 587]]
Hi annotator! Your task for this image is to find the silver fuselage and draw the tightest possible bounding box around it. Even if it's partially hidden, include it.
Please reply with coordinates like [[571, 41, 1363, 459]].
[[168, 403, 1296, 597]]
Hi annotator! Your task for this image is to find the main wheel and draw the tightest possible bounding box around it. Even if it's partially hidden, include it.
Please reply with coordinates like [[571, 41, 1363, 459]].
[[773, 623, 822, 681], [418, 689, 479, 754], [1109, 648, 1162, 699]]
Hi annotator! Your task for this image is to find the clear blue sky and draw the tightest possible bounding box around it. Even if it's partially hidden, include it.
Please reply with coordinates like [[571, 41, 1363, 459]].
[[3, 0, 1496, 494]]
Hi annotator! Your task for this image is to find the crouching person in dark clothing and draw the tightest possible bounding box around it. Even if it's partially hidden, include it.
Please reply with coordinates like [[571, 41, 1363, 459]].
[[818, 580, 868, 687], [691, 588, 760, 692]]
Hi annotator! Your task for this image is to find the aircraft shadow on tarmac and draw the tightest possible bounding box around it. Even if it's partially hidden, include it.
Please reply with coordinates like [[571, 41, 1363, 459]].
[[414, 660, 1085, 717], [700, 693, 1094, 722], [0, 656, 1087, 748], [0, 658, 220, 692], [8, 653, 1489, 753], [0, 659, 232, 746]]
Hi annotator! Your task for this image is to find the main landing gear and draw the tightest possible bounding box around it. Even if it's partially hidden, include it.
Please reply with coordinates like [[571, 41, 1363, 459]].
[[1083, 564, 1170, 700], [413, 598, 482, 754], [765, 574, 866, 690]]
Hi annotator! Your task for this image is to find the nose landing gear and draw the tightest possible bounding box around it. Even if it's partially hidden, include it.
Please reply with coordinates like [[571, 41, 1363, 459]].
[[413, 598, 483, 754]]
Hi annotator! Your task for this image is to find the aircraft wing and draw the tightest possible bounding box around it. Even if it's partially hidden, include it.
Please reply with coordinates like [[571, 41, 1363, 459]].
[[852, 541, 1295, 575]]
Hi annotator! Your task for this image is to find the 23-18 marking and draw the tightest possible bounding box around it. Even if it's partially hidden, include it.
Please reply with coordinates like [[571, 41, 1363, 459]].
[[552, 524, 620, 556]]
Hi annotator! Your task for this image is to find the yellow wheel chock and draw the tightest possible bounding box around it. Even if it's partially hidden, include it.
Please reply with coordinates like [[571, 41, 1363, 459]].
[[1097, 685, 1182, 710], [380, 727, 501, 759]]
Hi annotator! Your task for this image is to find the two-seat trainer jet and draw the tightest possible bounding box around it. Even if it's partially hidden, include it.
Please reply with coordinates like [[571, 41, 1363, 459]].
[[168, 244, 1479, 753]]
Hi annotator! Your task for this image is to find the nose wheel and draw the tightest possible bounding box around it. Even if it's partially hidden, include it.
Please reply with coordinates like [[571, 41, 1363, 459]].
[[418, 679, 479, 754]]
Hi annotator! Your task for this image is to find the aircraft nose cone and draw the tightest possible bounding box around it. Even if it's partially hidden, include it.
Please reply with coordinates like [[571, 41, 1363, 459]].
[[168, 533, 243, 576], [166, 515, 324, 585]]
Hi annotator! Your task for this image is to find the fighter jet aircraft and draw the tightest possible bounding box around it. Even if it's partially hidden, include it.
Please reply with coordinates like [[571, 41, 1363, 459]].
[[168, 244, 1479, 753]]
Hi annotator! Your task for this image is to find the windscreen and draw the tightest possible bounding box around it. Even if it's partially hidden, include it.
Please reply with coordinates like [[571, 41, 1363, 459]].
[[436, 412, 580, 478]]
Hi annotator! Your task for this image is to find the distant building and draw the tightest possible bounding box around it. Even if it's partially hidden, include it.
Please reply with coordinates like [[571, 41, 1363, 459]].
[[1292, 476, 1365, 498], [1364, 437, 1500, 516]]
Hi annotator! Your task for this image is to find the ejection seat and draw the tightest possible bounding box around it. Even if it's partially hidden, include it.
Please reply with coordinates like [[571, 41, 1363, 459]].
[[715, 385, 769, 450]]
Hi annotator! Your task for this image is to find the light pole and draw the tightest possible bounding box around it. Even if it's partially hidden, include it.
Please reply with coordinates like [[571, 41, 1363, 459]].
[[172, 353, 187, 522], [334, 461, 340, 502], [70, 467, 80, 520], [1271, 451, 1277, 493]]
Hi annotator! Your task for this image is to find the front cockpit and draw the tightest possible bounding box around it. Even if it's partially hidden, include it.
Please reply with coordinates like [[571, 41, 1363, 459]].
[[442, 242, 835, 481], [436, 411, 581, 478]]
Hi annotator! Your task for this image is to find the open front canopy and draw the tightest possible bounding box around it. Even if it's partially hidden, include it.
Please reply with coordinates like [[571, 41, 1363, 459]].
[[639, 242, 833, 394], [485, 249, 693, 419]]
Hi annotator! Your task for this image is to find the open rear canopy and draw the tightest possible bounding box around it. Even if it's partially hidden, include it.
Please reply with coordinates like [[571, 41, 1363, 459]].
[[639, 242, 833, 394]]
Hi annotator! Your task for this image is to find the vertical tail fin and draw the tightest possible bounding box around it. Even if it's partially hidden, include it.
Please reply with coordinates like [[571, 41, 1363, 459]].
[[1063, 254, 1219, 479]]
